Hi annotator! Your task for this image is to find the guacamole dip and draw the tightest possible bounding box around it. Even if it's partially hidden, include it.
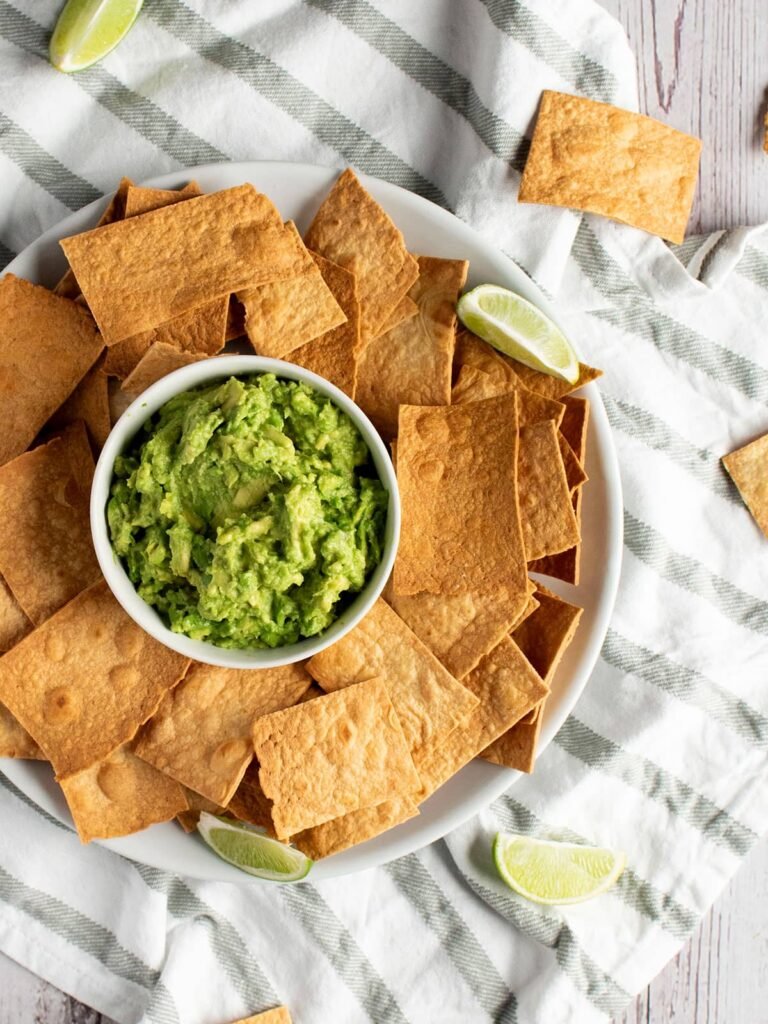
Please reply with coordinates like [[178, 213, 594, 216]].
[[108, 374, 388, 648]]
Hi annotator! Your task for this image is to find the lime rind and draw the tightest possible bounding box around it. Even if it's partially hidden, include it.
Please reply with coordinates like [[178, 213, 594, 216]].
[[197, 812, 312, 882], [457, 284, 579, 384], [492, 831, 625, 906], [50, 0, 144, 73]]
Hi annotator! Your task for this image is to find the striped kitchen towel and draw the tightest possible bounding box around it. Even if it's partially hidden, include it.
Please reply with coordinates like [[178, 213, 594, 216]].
[[1, 2, 768, 1022]]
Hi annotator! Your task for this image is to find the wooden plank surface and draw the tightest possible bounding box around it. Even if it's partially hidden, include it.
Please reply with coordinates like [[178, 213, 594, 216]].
[[2, 1, 768, 1022]]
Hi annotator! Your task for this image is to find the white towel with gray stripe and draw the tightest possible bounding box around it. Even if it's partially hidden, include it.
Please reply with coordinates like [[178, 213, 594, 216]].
[[1, 2, 767, 1022]]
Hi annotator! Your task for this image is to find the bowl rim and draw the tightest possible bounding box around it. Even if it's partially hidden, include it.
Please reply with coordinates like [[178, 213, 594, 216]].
[[90, 354, 401, 669]]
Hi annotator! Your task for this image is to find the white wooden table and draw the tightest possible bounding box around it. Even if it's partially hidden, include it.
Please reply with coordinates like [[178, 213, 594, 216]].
[[2, 1, 768, 1021]]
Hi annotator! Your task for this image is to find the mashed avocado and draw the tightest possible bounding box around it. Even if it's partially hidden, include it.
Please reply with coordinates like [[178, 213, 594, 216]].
[[108, 374, 388, 648]]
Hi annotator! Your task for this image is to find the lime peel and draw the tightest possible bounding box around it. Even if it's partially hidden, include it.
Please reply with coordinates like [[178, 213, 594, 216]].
[[457, 284, 579, 384], [197, 812, 312, 882], [493, 831, 625, 905], [50, 0, 144, 74]]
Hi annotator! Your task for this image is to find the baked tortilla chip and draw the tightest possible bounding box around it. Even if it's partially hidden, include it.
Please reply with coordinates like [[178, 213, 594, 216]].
[[722, 432, 768, 539], [559, 395, 590, 463], [135, 661, 312, 806], [60, 744, 188, 843], [374, 294, 418, 337], [518, 420, 580, 561], [519, 90, 701, 244], [0, 703, 43, 759], [483, 713, 543, 775], [0, 575, 32, 653], [0, 422, 100, 624], [307, 598, 478, 771], [228, 761, 277, 835], [230, 1009, 292, 1024], [175, 788, 225, 833], [0, 580, 189, 777], [123, 181, 202, 218], [355, 256, 468, 438], [504, 356, 602, 400], [239, 223, 347, 358], [0, 275, 103, 466], [304, 169, 415, 341], [121, 342, 207, 395], [558, 431, 588, 491], [55, 177, 133, 299], [44, 358, 111, 452], [288, 254, 359, 397], [61, 185, 304, 345], [416, 636, 548, 799], [394, 396, 528, 598], [251, 677, 420, 839], [292, 795, 419, 861]]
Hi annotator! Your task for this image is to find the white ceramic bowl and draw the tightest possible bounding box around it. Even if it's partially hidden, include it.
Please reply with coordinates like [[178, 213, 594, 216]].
[[90, 354, 400, 669]]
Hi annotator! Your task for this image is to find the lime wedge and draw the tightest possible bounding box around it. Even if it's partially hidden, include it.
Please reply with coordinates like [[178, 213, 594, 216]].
[[197, 813, 312, 882], [457, 284, 579, 384], [49, 0, 144, 73], [493, 832, 625, 905]]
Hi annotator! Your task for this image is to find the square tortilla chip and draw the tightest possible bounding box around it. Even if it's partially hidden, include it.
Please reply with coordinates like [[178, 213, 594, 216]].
[[307, 598, 478, 772], [518, 420, 580, 561], [559, 395, 590, 463], [251, 677, 420, 839], [722, 432, 768, 539], [287, 253, 359, 397], [0, 575, 32, 653], [374, 294, 418, 337], [123, 181, 202, 218], [135, 661, 312, 806], [519, 90, 701, 244], [504, 356, 602, 400], [483, 712, 543, 774], [355, 256, 468, 439], [416, 636, 548, 799], [230, 1010, 292, 1024], [239, 223, 347, 358], [0, 421, 100, 624], [44, 357, 111, 452], [528, 485, 584, 584], [0, 703, 43, 759], [558, 431, 588, 491], [292, 795, 419, 861], [121, 342, 207, 394], [60, 185, 305, 345], [60, 744, 188, 843], [394, 396, 528, 598], [0, 275, 103, 466], [304, 169, 415, 341], [0, 580, 189, 777], [55, 177, 133, 299], [228, 761, 277, 834]]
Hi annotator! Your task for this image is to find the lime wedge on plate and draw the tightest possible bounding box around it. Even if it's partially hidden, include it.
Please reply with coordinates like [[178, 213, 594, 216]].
[[493, 832, 625, 905], [197, 812, 312, 882], [457, 284, 579, 384], [49, 0, 144, 73]]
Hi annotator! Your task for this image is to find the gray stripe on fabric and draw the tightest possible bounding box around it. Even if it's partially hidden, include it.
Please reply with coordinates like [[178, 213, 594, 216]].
[[696, 230, 729, 282], [0, 240, 15, 269], [135, 866, 278, 1012], [144, 0, 447, 207], [735, 244, 768, 290], [0, 112, 101, 210], [555, 717, 756, 856], [0, 770, 74, 834], [0, 2, 227, 170], [305, 0, 529, 172], [624, 511, 768, 636], [601, 394, 739, 504], [387, 853, 517, 1022], [481, 0, 618, 103], [493, 796, 697, 941], [603, 629, 768, 749], [667, 234, 709, 268]]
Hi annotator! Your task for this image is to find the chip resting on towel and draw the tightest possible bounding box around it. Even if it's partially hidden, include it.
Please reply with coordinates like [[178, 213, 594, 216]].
[[722, 432, 768, 539]]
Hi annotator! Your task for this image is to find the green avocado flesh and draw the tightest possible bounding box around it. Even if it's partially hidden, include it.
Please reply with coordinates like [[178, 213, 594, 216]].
[[107, 374, 388, 648]]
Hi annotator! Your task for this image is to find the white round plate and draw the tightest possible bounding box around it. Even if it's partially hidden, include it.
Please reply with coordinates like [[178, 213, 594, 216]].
[[2, 162, 622, 883]]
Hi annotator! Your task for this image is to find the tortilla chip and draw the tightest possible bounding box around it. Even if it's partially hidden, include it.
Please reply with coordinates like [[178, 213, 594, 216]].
[[528, 487, 584, 584], [230, 1009, 292, 1024], [0, 703, 43, 759], [394, 396, 528, 598], [0, 575, 32, 653], [251, 677, 420, 839], [60, 744, 188, 843], [722, 432, 768, 539], [226, 295, 247, 341], [239, 223, 347, 358], [0, 580, 189, 777], [559, 395, 590, 463], [54, 177, 133, 299], [518, 90, 701, 244], [44, 358, 111, 452], [304, 169, 415, 341], [504, 357, 602, 400], [0, 422, 100, 624], [0, 275, 103, 466], [121, 342, 207, 395], [416, 636, 548, 799], [355, 256, 468, 438], [176, 788, 225, 833], [292, 795, 419, 860], [518, 420, 580, 561], [558, 431, 588, 491], [287, 254, 359, 397], [228, 761, 277, 835], [374, 294, 418, 337], [60, 185, 305, 345], [307, 598, 478, 771], [483, 712, 543, 774], [509, 586, 540, 632], [135, 661, 312, 806], [123, 181, 202, 218]]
